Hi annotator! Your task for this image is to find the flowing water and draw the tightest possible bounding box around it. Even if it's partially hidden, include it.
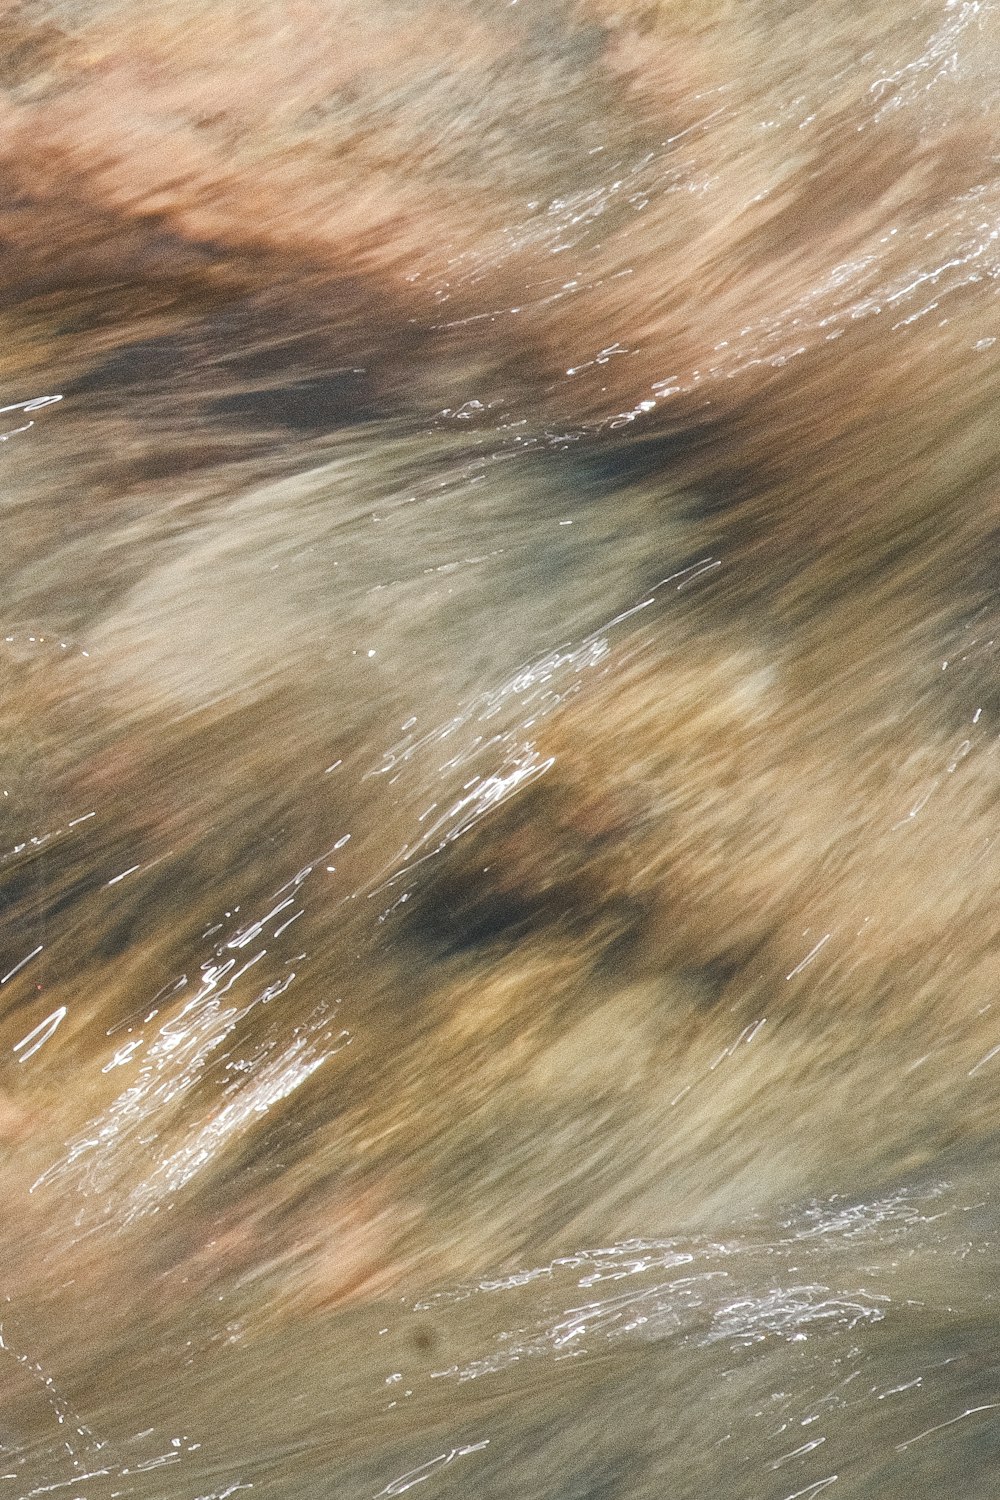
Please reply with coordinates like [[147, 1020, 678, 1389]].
[[1, 1, 1000, 1496]]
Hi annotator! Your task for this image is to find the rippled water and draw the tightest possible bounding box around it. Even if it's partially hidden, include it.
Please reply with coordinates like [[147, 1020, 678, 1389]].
[[6, 1181, 1000, 1498], [2, 1, 1000, 1496]]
